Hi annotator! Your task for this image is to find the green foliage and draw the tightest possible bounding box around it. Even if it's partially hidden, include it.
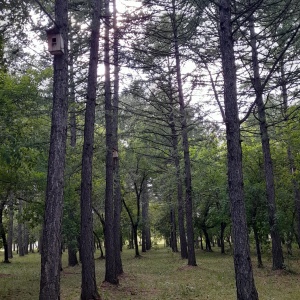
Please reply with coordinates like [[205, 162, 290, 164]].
[[192, 137, 229, 236], [242, 136, 270, 242], [0, 68, 51, 244], [242, 105, 300, 246], [63, 183, 80, 251]]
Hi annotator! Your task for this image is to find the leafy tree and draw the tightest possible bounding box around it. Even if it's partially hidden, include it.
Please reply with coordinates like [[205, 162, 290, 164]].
[[122, 150, 149, 258], [0, 66, 49, 263], [243, 136, 269, 268], [275, 107, 300, 249], [192, 137, 228, 254]]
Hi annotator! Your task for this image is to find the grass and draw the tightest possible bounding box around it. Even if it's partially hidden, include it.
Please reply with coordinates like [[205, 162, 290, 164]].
[[1, 246, 300, 299]]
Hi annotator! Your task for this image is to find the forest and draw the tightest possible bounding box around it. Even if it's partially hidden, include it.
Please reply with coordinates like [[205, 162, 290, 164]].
[[0, 0, 300, 299]]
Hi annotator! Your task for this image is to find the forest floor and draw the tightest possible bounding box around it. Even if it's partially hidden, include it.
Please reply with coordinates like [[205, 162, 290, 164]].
[[1, 245, 300, 299]]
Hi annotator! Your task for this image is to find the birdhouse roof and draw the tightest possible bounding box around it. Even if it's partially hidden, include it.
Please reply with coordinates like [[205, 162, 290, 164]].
[[46, 27, 60, 35]]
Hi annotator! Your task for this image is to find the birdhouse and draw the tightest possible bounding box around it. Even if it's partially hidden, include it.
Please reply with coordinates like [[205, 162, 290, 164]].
[[46, 27, 64, 55], [112, 149, 118, 158]]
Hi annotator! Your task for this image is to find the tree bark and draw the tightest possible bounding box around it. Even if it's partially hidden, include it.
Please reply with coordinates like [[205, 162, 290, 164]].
[[199, 233, 204, 250], [142, 181, 150, 253], [168, 90, 188, 259], [80, 0, 101, 298], [0, 201, 10, 263], [132, 175, 146, 257], [104, 0, 118, 285], [171, 0, 196, 266], [24, 224, 29, 255], [128, 227, 134, 249], [146, 226, 151, 250], [18, 201, 24, 257], [112, 0, 123, 276], [218, 0, 258, 298], [29, 243, 34, 253], [68, 246, 78, 267], [220, 222, 226, 254], [252, 223, 263, 268], [93, 231, 105, 259], [123, 185, 143, 258], [39, 0, 68, 299], [7, 199, 14, 259], [249, 14, 284, 270], [69, 38, 77, 148], [170, 207, 178, 252], [133, 224, 140, 257], [202, 226, 212, 252], [67, 203, 78, 267]]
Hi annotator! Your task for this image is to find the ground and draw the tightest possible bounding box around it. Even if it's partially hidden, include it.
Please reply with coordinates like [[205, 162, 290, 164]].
[[1, 246, 300, 299]]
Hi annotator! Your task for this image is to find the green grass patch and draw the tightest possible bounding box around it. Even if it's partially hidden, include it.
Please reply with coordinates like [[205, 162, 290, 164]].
[[1, 247, 300, 299]]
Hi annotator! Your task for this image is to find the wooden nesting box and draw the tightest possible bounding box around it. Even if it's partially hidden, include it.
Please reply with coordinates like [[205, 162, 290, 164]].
[[46, 27, 64, 55], [112, 149, 118, 158]]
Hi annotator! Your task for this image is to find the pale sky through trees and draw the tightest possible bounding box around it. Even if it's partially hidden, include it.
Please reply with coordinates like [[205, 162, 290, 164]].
[[23, 0, 224, 126]]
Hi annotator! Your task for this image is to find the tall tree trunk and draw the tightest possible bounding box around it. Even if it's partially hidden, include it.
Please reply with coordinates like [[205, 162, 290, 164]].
[[168, 89, 188, 259], [170, 207, 178, 252], [252, 222, 263, 268], [67, 206, 79, 267], [112, 0, 123, 276], [199, 233, 204, 250], [202, 226, 212, 252], [80, 0, 101, 298], [104, 0, 118, 285], [132, 176, 145, 257], [0, 201, 10, 263], [146, 225, 151, 250], [69, 38, 77, 148], [112, 122, 123, 273], [123, 195, 141, 258], [18, 201, 24, 257], [249, 15, 284, 270], [68, 36, 79, 270], [133, 224, 140, 257], [142, 180, 150, 252], [24, 223, 29, 255], [142, 221, 146, 253], [171, 0, 196, 267], [220, 222, 226, 254], [128, 227, 134, 249], [212, 236, 215, 247], [218, 1, 258, 299], [38, 230, 42, 253], [99, 240, 105, 259], [68, 246, 78, 267], [7, 199, 14, 259], [39, 0, 68, 298], [93, 231, 105, 259]]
